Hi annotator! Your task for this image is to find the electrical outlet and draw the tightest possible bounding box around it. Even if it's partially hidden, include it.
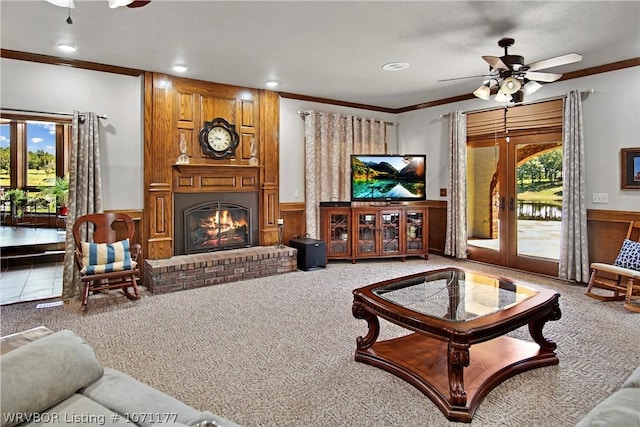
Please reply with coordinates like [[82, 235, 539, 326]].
[[592, 193, 609, 203]]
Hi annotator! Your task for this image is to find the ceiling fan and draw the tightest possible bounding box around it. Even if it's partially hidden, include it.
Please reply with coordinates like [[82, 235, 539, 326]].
[[46, 0, 151, 9], [440, 38, 582, 103], [46, 0, 151, 24], [122, 1, 151, 7]]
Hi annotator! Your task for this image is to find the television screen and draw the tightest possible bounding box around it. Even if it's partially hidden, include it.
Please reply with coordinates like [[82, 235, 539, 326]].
[[350, 154, 426, 202]]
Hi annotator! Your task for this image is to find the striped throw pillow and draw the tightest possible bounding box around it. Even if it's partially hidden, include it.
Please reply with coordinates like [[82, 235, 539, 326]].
[[80, 239, 137, 275]]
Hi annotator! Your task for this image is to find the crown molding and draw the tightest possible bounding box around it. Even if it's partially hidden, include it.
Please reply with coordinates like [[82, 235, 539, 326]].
[[1, 49, 144, 76]]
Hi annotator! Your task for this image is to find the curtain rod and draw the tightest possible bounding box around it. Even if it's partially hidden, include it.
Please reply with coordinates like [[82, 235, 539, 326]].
[[439, 88, 596, 118], [1, 107, 108, 119], [297, 110, 397, 126]]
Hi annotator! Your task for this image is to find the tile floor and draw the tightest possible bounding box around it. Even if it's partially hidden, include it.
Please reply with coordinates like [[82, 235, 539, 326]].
[[0, 262, 63, 305], [1, 226, 65, 305]]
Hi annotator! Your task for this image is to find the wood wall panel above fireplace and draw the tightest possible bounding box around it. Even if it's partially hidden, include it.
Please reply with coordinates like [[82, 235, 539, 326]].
[[143, 73, 280, 260], [173, 165, 261, 193]]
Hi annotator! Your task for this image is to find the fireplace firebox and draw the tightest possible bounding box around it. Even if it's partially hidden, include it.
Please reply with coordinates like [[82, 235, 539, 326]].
[[184, 201, 251, 254]]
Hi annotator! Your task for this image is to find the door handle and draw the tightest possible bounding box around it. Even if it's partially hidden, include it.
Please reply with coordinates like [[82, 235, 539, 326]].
[[508, 197, 515, 211], [500, 197, 506, 211]]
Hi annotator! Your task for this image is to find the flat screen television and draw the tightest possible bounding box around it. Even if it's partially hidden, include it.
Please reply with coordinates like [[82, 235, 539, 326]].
[[350, 154, 426, 202]]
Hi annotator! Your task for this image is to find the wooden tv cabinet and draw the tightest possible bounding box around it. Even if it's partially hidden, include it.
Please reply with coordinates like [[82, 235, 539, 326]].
[[319, 203, 429, 263]]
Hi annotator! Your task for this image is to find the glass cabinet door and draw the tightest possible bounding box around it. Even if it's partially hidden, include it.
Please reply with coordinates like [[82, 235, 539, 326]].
[[381, 211, 400, 255], [406, 210, 425, 253], [328, 211, 351, 257], [356, 212, 378, 256]]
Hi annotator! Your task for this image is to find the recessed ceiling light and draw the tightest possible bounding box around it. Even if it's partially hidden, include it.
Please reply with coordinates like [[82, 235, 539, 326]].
[[57, 43, 77, 52], [172, 64, 188, 73], [382, 62, 410, 72], [266, 81, 279, 88]]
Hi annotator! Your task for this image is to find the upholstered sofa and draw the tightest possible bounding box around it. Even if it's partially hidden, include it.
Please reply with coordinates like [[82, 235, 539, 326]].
[[0, 329, 241, 427], [576, 365, 640, 426]]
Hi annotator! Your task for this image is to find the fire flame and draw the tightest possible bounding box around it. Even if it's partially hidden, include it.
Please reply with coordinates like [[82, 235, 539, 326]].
[[201, 210, 247, 234]]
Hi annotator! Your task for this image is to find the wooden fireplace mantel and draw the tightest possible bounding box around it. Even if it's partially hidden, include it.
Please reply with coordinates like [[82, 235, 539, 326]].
[[172, 164, 262, 193], [172, 164, 263, 174], [143, 73, 280, 260]]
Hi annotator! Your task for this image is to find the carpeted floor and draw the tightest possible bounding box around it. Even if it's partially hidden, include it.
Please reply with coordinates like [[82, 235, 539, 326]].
[[1, 255, 638, 427]]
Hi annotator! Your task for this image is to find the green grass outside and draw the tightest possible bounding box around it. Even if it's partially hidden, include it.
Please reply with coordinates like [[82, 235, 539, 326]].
[[1, 169, 57, 213], [518, 185, 563, 202], [0, 169, 56, 188]]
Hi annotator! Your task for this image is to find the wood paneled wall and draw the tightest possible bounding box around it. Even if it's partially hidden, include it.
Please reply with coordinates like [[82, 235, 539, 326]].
[[426, 201, 447, 255], [143, 73, 280, 259], [587, 209, 640, 264], [279, 202, 306, 244]]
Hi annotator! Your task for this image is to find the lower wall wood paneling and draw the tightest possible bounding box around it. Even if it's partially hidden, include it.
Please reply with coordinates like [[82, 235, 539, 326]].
[[587, 209, 640, 265], [425, 200, 446, 255], [279, 202, 306, 245]]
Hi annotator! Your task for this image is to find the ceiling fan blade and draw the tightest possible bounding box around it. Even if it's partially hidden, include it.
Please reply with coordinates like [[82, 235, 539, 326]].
[[527, 53, 582, 71], [482, 55, 508, 70], [127, 0, 151, 7], [438, 74, 492, 82], [524, 71, 563, 82]]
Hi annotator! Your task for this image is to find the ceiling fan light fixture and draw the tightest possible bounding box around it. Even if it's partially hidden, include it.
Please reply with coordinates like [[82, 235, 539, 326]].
[[495, 90, 511, 103], [501, 77, 522, 95], [522, 80, 543, 96], [46, 0, 75, 8], [473, 85, 491, 100], [109, 0, 134, 8]]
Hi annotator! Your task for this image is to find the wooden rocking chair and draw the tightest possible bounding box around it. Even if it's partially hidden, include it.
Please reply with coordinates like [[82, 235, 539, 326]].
[[73, 212, 141, 311], [586, 221, 640, 312]]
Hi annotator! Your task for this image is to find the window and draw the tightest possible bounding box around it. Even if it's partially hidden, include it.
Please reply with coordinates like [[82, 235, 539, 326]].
[[0, 123, 9, 189], [0, 115, 71, 210], [26, 122, 58, 187]]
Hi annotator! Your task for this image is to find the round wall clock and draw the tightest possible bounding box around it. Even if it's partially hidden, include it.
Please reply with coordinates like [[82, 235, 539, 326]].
[[198, 117, 240, 159]]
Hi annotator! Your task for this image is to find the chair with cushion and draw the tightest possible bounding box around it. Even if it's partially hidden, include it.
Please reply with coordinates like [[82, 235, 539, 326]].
[[586, 220, 640, 312], [73, 212, 141, 311]]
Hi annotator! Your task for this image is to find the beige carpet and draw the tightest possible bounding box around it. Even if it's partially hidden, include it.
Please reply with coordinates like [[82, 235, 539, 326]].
[[1, 255, 638, 427]]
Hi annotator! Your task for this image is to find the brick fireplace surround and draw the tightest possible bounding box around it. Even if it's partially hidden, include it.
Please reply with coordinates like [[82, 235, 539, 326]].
[[144, 246, 297, 294]]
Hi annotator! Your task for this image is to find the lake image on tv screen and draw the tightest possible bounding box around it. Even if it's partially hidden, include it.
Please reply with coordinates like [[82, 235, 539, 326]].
[[352, 156, 425, 200]]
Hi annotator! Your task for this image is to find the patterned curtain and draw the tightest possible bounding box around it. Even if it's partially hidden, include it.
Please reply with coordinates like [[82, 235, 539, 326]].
[[303, 111, 387, 238], [559, 91, 590, 282], [62, 112, 104, 300], [445, 111, 468, 258], [353, 117, 386, 154]]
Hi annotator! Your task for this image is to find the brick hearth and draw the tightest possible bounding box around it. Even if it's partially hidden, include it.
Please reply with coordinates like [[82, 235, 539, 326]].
[[143, 246, 297, 294]]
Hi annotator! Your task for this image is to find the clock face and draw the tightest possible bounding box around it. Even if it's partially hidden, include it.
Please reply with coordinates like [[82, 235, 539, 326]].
[[199, 117, 239, 159], [207, 127, 232, 151]]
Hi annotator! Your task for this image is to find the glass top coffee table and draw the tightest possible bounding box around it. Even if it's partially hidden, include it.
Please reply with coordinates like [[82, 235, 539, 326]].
[[352, 267, 561, 422]]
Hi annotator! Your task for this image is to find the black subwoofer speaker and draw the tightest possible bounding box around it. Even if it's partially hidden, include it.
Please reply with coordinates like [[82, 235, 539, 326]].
[[289, 238, 327, 271]]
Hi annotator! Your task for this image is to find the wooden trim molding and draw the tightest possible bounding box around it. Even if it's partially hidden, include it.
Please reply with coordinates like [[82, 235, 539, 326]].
[[559, 58, 640, 82], [104, 209, 143, 221], [278, 92, 395, 114], [1, 49, 144, 76], [587, 209, 640, 223]]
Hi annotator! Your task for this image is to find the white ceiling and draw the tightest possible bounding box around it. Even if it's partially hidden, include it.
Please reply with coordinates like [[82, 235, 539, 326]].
[[1, 1, 639, 110]]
